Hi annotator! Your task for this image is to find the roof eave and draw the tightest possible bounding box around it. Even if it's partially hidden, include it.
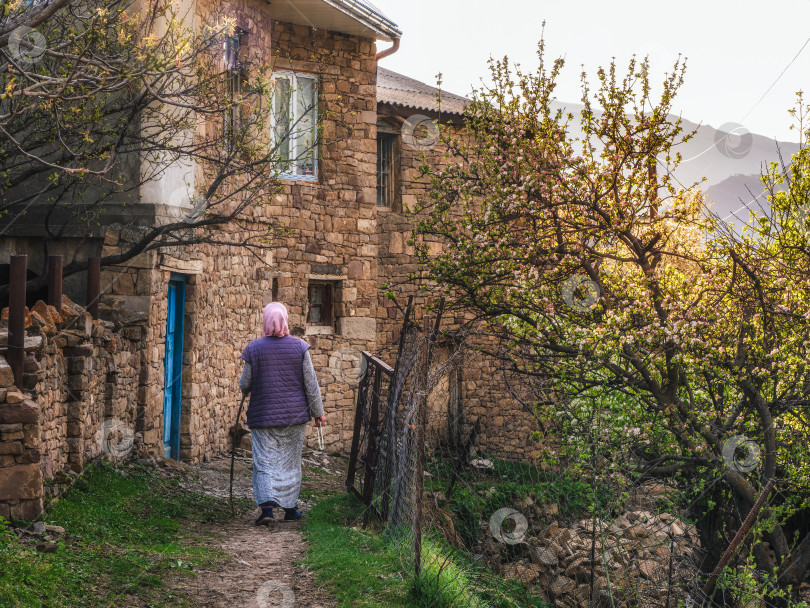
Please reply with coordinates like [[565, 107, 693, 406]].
[[320, 0, 402, 40]]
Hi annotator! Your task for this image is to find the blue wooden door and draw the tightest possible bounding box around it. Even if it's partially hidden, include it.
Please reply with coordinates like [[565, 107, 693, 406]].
[[163, 278, 186, 460]]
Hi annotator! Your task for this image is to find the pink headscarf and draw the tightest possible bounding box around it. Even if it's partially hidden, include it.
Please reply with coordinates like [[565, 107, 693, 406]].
[[263, 302, 290, 337]]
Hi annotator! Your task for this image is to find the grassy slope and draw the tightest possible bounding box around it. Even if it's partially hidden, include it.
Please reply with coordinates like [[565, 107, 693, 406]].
[[0, 461, 249, 608]]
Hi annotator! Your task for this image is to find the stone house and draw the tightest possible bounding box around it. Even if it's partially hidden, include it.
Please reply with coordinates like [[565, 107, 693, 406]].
[[0, 0, 542, 520]]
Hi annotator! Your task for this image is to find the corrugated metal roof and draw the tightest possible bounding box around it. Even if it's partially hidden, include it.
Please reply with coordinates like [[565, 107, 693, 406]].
[[377, 67, 469, 116]]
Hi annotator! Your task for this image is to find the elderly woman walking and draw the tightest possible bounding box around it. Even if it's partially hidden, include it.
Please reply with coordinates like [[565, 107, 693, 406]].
[[239, 302, 326, 525]]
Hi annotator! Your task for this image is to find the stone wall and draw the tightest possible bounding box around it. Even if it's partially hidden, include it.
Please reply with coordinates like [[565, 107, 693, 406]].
[[0, 356, 43, 521], [0, 295, 149, 520]]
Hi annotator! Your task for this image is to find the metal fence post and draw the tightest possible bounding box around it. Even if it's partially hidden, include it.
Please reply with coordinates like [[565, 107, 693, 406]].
[[8, 255, 27, 389], [47, 255, 63, 311], [86, 257, 100, 319]]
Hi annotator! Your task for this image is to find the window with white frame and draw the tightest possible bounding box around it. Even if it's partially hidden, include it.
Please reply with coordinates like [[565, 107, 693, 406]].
[[271, 72, 318, 179]]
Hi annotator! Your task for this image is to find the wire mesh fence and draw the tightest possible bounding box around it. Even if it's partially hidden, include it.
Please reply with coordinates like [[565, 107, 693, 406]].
[[342, 300, 810, 608]]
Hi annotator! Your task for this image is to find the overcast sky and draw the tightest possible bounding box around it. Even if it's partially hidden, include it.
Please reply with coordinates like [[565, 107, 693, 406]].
[[372, 0, 810, 142]]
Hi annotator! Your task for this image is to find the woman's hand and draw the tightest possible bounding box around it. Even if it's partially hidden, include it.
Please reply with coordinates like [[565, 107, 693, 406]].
[[314, 416, 326, 427]]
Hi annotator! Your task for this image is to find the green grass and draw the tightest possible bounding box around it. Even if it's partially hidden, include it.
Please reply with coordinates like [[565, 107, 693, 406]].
[[302, 494, 548, 608], [0, 461, 249, 608], [301, 493, 413, 607]]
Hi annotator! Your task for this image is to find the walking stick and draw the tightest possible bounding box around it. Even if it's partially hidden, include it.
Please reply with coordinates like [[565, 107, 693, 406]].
[[229, 393, 248, 516]]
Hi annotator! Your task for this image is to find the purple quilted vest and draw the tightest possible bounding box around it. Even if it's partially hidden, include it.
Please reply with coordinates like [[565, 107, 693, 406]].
[[240, 335, 311, 428]]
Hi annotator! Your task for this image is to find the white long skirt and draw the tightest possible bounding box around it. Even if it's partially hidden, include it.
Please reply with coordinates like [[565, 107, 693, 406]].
[[251, 424, 307, 509]]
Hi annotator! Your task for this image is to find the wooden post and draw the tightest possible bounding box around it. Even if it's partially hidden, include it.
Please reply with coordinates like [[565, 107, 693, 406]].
[[361, 364, 383, 525], [346, 353, 370, 492], [8, 255, 27, 389], [47, 255, 63, 311], [414, 298, 445, 580], [86, 257, 100, 320]]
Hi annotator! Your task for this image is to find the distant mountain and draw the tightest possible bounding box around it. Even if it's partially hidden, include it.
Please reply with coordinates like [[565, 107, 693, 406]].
[[550, 101, 801, 225], [703, 173, 784, 223]]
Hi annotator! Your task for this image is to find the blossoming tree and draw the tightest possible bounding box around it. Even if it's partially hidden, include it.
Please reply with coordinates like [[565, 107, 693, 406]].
[[413, 42, 810, 601]]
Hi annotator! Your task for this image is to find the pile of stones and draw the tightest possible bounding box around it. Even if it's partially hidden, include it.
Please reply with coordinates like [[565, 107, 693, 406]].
[[482, 506, 700, 608]]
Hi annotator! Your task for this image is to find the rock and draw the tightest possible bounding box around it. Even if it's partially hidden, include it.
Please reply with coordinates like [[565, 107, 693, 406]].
[[550, 575, 576, 595], [44, 524, 65, 535], [638, 559, 660, 580], [540, 502, 559, 517], [531, 545, 559, 567], [35, 542, 58, 553], [573, 583, 592, 605], [500, 562, 540, 584], [32, 521, 46, 535], [0, 399, 40, 424], [540, 521, 559, 539], [0, 356, 14, 387], [0, 463, 43, 500], [626, 524, 649, 539], [590, 588, 613, 608], [649, 544, 671, 560], [6, 388, 24, 404], [670, 522, 685, 536], [470, 458, 494, 470], [22, 355, 40, 374], [610, 516, 631, 534], [565, 556, 591, 582], [627, 510, 652, 523]]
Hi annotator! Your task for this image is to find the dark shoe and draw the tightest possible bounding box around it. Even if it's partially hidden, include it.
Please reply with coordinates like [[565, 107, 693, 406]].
[[254, 507, 274, 526], [283, 508, 302, 521]]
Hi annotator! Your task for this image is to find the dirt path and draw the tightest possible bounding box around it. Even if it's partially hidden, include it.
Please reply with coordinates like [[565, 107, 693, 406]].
[[169, 450, 345, 608]]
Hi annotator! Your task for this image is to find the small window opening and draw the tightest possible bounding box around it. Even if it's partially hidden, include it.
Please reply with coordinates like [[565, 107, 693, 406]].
[[377, 132, 398, 208], [307, 282, 334, 326]]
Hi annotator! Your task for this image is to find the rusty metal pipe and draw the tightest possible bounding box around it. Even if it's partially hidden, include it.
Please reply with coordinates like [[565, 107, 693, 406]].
[[375, 37, 399, 61], [47, 255, 63, 311], [86, 257, 100, 320], [8, 255, 27, 389]]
